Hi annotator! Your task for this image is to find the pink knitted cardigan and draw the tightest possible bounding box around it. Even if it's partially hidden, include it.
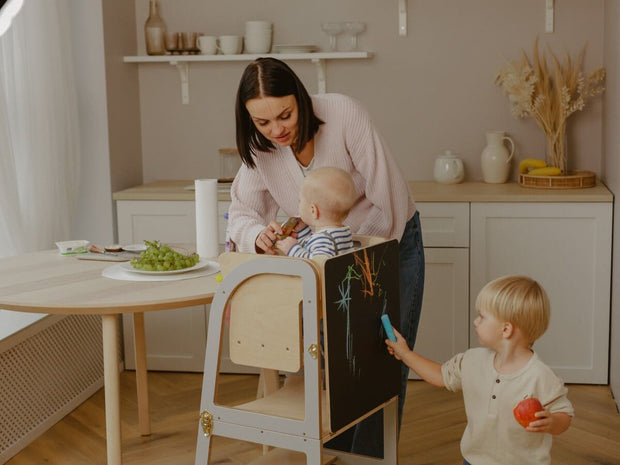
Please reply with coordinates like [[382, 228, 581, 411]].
[[228, 93, 416, 253]]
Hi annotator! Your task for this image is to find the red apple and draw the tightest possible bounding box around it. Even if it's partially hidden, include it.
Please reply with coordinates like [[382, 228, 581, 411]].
[[513, 397, 544, 428]]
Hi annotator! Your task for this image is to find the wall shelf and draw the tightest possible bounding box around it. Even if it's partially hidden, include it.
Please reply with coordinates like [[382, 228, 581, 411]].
[[123, 51, 373, 104]]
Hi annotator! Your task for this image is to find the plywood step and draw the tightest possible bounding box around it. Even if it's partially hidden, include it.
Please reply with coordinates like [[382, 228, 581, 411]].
[[247, 447, 337, 465], [233, 374, 333, 439]]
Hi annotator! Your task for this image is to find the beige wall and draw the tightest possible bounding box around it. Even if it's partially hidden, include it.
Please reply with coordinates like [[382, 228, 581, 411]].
[[603, 0, 620, 409], [129, 0, 605, 183], [69, 0, 115, 245], [102, 0, 143, 194]]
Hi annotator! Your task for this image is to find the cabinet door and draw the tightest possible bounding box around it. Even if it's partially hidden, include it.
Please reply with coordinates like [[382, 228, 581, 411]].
[[117, 200, 207, 372], [411, 247, 469, 379], [117, 200, 197, 245], [470, 202, 612, 383]]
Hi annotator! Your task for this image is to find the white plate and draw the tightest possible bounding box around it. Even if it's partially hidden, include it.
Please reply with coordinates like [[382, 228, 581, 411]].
[[273, 44, 319, 54], [120, 258, 210, 275], [122, 244, 147, 252]]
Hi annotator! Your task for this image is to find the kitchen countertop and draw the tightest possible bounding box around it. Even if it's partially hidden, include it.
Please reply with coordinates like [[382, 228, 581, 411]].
[[410, 180, 613, 202], [112, 180, 232, 201], [113, 179, 614, 203]]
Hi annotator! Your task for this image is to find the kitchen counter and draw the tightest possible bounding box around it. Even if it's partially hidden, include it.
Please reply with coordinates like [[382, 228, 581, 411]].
[[113, 179, 613, 203], [112, 180, 231, 201], [411, 180, 613, 202]]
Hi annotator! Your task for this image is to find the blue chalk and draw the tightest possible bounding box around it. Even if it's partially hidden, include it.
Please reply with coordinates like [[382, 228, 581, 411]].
[[381, 314, 397, 342]]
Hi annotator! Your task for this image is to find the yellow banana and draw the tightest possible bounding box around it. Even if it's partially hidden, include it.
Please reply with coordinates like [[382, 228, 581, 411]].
[[519, 158, 547, 174], [528, 167, 561, 176]]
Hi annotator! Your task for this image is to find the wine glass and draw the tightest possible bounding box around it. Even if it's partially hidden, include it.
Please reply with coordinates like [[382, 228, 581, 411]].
[[321, 22, 344, 51], [343, 22, 366, 51]]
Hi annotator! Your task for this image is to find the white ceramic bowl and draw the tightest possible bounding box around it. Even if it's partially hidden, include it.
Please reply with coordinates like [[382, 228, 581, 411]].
[[245, 21, 272, 31], [244, 30, 272, 53]]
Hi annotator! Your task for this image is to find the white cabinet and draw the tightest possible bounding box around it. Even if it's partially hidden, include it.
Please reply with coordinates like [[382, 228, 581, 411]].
[[116, 193, 289, 373], [413, 202, 470, 379], [117, 199, 230, 372], [114, 181, 613, 383], [470, 202, 612, 383]]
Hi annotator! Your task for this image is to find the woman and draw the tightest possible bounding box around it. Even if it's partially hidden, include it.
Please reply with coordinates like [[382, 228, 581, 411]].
[[229, 57, 424, 458]]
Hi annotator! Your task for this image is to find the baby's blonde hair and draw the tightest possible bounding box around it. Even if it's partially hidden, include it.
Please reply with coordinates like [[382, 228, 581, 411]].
[[302, 167, 357, 222], [475, 275, 550, 344]]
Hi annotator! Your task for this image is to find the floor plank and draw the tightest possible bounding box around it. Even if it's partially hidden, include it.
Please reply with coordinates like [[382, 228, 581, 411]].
[[5, 372, 620, 464]]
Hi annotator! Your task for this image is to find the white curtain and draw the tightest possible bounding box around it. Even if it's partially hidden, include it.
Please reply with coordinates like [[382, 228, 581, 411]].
[[0, 0, 80, 258]]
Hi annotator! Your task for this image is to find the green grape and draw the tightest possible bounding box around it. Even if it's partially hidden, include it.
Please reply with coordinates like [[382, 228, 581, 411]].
[[130, 240, 200, 271]]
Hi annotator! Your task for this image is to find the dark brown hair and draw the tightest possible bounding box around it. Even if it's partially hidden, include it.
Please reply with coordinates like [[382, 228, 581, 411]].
[[235, 57, 323, 168]]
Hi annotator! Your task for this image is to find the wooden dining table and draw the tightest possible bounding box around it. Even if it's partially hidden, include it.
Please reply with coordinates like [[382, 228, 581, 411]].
[[0, 248, 220, 465]]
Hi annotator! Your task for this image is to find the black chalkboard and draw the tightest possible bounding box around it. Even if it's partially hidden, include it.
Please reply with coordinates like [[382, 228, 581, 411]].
[[323, 239, 401, 432]]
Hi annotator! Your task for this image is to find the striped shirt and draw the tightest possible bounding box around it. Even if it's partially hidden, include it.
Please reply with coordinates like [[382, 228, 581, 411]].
[[287, 225, 353, 259]]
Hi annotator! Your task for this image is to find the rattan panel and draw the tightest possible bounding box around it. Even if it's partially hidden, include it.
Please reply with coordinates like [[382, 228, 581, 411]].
[[0, 315, 103, 461]]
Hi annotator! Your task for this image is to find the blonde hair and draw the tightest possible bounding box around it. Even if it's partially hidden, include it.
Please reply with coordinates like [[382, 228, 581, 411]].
[[302, 167, 358, 222], [475, 275, 550, 344]]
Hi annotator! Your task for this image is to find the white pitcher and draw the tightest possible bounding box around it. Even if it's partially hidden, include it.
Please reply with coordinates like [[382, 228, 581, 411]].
[[481, 131, 515, 183]]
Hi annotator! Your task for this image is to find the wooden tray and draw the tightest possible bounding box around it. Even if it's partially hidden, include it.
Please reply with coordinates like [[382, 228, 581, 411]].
[[519, 170, 596, 189]]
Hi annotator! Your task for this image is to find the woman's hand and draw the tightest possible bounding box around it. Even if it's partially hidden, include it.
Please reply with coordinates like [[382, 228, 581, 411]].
[[255, 221, 283, 255]]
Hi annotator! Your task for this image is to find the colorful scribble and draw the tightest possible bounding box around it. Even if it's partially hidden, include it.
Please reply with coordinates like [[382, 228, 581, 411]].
[[334, 248, 390, 376], [353, 249, 374, 296]]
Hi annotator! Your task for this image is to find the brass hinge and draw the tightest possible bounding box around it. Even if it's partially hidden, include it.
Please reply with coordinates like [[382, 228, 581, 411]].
[[308, 343, 319, 359], [200, 410, 213, 436]]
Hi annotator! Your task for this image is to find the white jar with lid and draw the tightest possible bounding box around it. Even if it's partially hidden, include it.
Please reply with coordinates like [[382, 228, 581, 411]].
[[434, 150, 465, 184], [219, 148, 242, 181]]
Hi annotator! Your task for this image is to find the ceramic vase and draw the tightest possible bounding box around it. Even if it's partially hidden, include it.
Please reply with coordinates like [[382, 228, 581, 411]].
[[481, 131, 515, 183], [145, 0, 167, 55]]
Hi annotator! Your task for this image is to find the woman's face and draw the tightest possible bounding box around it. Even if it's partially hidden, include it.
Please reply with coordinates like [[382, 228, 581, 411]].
[[245, 95, 299, 147]]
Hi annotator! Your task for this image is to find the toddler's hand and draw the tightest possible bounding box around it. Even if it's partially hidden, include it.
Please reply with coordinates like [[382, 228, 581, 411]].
[[385, 328, 411, 361], [277, 236, 298, 255], [290, 219, 307, 238], [526, 409, 553, 433]]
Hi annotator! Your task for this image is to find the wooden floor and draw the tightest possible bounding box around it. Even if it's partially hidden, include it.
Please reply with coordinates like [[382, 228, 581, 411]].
[[6, 372, 620, 465]]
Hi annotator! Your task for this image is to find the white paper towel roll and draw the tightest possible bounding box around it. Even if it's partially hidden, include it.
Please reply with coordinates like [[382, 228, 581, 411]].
[[195, 179, 219, 259]]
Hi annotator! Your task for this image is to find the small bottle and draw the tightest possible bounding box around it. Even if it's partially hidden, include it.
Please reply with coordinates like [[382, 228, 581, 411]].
[[145, 0, 167, 55], [224, 213, 231, 252]]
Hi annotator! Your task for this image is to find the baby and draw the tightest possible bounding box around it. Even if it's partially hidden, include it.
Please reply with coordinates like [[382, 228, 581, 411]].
[[386, 275, 573, 465], [277, 166, 357, 258]]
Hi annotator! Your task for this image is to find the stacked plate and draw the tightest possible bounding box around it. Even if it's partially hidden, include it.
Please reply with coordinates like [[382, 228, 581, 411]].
[[244, 20, 272, 54], [273, 44, 319, 54]]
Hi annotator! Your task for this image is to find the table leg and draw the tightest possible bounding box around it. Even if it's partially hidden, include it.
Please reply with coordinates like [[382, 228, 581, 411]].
[[102, 314, 122, 465], [133, 312, 151, 436]]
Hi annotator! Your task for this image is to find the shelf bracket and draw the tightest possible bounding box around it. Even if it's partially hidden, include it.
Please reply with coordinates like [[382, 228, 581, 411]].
[[170, 61, 190, 104], [545, 0, 554, 33], [399, 0, 407, 36], [312, 58, 327, 94]]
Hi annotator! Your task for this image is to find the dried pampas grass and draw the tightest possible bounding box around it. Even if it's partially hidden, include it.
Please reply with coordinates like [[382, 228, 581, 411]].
[[495, 39, 605, 173]]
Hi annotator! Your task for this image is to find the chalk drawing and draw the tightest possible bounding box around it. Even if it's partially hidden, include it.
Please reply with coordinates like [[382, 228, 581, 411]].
[[334, 247, 390, 376]]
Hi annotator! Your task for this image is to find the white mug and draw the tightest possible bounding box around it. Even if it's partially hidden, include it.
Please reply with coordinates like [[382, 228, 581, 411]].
[[198, 35, 217, 55], [218, 35, 243, 55]]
